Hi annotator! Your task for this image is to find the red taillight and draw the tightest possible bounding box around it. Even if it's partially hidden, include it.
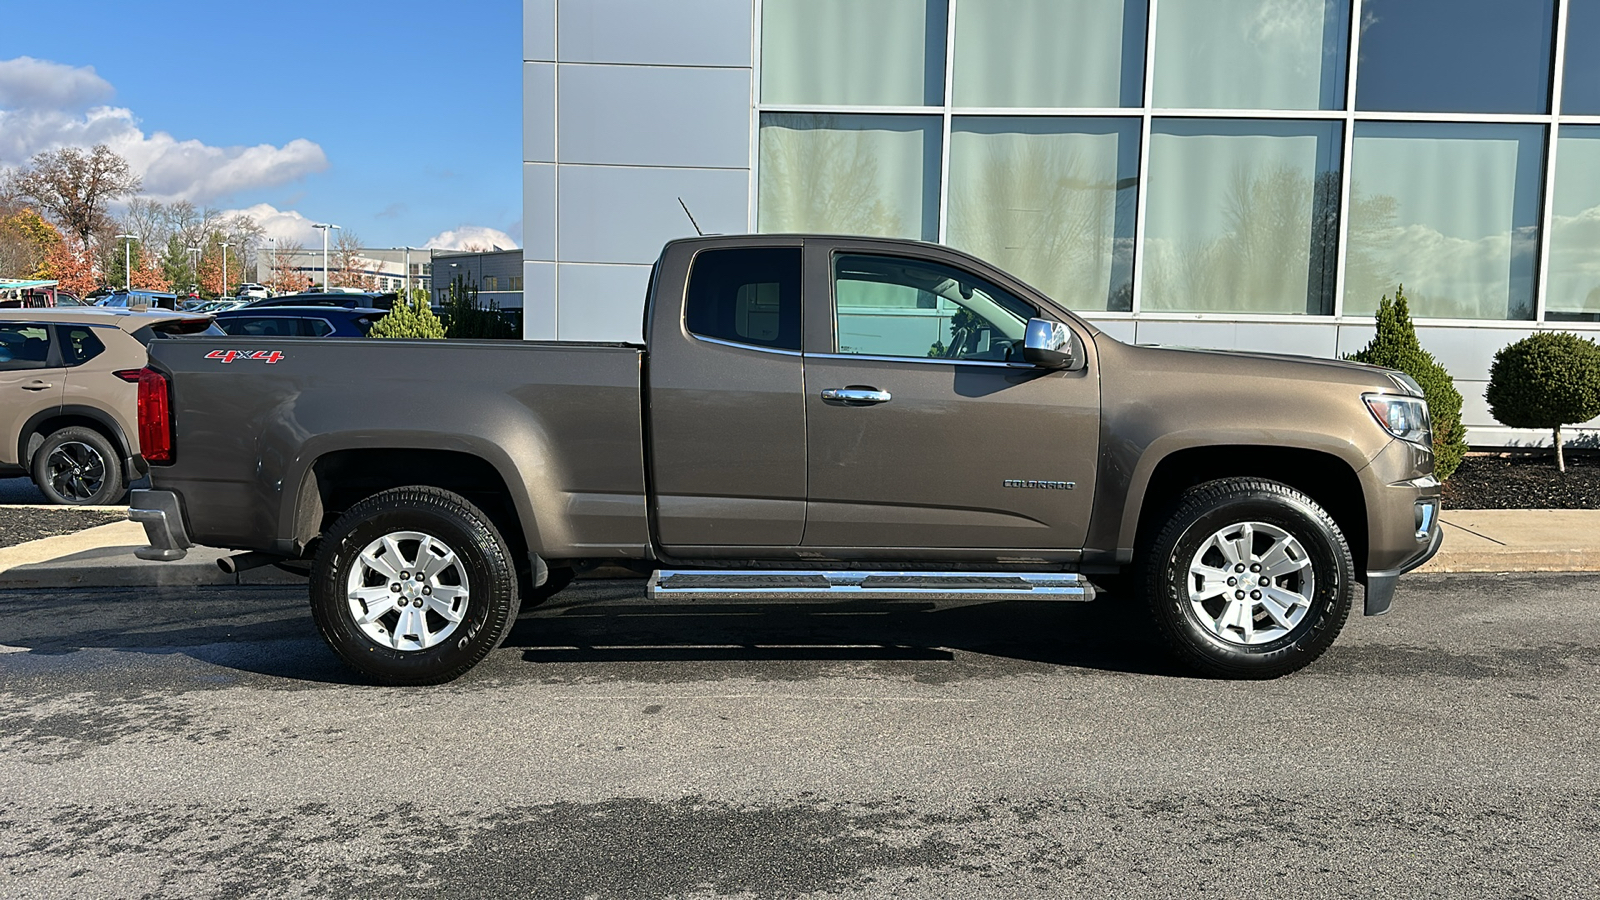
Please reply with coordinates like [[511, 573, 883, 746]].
[[113, 369, 143, 383], [136, 367, 174, 464]]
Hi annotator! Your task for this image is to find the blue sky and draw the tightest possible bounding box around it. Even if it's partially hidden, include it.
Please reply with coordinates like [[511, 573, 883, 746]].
[[0, 0, 522, 250]]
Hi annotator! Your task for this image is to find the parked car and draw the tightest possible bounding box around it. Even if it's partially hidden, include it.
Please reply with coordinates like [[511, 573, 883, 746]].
[[235, 283, 272, 300], [131, 235, 1442, 685], [246, 291, 397, 311], [98, 289, 179, 310], [1, 309, 219, 504], [212, 306, 386, 338]]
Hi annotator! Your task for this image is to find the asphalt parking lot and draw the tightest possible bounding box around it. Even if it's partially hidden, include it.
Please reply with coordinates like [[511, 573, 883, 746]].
[[1, 573, 1597, 898]]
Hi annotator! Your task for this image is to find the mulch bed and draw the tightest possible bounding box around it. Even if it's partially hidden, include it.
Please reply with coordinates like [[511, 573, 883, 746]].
[[1442, 452, 1600, 510], [0, 508, 126, 550]]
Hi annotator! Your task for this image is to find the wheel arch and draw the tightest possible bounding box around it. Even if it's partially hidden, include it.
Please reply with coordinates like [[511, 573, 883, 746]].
[[287, 446, 539, 572], [20, 405, 131, 469], [1123, 443, 1370, 584]]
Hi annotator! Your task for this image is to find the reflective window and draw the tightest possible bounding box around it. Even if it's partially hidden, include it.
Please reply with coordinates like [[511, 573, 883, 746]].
[[1153, 0, 1348, 110], [685, 247, 803, 351], [1355, 0, 1555, 114], [761, 0, 946, 106], [1141, 119, 1342, 315], [952, 0, 1145, 108], [758, 114, 941, 242], [1564, 0, 1600, 114], [946, 117, 1138, 311], [1545, 126, 1600, 321], [832, 254, 1036, 361], [1345, 122, 1543, 320], [59, 327, 105, 366], [0, 324, 52, 370], [303, 319, 334, 337]]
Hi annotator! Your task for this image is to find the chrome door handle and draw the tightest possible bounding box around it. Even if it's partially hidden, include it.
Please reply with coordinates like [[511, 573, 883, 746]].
[[821, 387, 891, 404]]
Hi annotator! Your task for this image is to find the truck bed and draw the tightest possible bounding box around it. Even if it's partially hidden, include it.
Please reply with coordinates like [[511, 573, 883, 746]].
[[146, 337, 648, 559]]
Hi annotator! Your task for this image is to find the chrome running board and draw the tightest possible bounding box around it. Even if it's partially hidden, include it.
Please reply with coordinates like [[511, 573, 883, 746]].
[[647, 569, 1094, 601]]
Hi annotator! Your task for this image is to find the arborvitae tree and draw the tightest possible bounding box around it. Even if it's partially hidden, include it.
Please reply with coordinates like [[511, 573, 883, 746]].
[[441, 273, 516, 339], [1346, 286, 1469, 481], [1486, 332, 1600, 473], [368, 287, 445, 339]]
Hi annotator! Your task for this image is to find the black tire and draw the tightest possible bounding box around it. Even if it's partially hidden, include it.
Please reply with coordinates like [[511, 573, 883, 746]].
[[310, 486, 521, 685], [1139, 478, 1354, 679], [32, 426, 123, 506], [523, 565, 575, 608]]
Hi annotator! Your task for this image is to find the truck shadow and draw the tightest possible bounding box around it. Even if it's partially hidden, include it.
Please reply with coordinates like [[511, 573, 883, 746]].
[[508, 580, 1184, 678]]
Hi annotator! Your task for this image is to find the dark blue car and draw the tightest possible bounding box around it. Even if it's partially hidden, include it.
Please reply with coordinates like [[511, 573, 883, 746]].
[[212, 306, 387, 338]]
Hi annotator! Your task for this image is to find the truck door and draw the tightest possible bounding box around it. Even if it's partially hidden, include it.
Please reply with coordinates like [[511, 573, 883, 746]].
[[800, 243, 1099, 555], [645, 240, 809, 550]]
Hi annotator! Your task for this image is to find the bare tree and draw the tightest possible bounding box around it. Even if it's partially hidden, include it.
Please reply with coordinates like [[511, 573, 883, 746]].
[[11, 145, 141, 249], [331, 230, 377, 289]]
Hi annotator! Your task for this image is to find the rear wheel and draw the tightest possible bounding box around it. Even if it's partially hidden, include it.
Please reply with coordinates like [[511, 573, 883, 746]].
[[311, 486, 520, 685], [1140, 478, 1354, 679], [32, 426, 123, 506]]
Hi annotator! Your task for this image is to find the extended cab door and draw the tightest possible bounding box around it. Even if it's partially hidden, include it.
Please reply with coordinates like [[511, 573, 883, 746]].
[[799, 241, 1100, 556], [645, 238, 809, 551]]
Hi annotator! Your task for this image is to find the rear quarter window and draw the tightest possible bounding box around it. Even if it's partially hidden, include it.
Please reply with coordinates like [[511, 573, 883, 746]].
[[58, 326, 106, 366], [683, 247, 803, 352]]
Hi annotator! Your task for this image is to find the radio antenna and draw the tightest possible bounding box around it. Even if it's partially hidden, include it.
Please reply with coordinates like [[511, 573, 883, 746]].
[[677, 197, 706, 237]]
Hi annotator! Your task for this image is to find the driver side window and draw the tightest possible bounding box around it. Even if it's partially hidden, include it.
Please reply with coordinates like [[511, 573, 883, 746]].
[[831, 254, 1036, 362]]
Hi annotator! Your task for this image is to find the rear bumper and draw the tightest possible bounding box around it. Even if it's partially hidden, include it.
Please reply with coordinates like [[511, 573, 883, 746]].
[[129, 489, 192, 561]]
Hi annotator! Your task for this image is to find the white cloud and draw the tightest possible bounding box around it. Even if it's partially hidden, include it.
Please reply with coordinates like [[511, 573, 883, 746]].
[[0, 56, 113, 109], [0, 57, 327, 205], [220, 203, 323, 247], [423, 226, 519, 251]]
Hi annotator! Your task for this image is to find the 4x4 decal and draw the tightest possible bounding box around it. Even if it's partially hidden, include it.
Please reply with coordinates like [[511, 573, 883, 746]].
[[205, 350, 285, 364]]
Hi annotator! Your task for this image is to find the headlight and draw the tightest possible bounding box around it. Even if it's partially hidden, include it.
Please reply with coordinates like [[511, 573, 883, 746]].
[[1363, 393, 1431, 445]]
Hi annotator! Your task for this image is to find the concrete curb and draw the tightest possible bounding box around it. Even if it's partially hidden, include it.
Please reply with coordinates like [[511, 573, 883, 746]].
[[0, 521, 302, 589]]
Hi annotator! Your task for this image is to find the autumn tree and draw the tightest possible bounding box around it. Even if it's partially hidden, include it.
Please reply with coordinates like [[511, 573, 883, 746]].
[[331, 230, 377, 289], [266, 241, 306, 293], [9, 145, 141, 249], [0, 209, 63, 280], [42, 236, 99, 297]]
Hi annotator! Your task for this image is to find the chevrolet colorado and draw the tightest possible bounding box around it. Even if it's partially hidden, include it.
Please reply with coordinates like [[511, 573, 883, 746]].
[[130, 235, 1441, 683]]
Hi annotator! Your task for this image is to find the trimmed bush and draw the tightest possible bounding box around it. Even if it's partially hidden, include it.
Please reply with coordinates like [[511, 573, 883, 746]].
[[1346, 287, 1468, 481], [1485, 331, 1600, 473], [368, 288, 445, 339]]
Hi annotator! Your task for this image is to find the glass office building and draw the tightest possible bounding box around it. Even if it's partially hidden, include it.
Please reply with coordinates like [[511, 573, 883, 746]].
[[525, 0, 1600, 445]]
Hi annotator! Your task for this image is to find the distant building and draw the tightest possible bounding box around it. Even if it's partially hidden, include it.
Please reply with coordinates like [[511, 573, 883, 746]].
[[429, 248, 525, 311], [261, 247, 432, 295]]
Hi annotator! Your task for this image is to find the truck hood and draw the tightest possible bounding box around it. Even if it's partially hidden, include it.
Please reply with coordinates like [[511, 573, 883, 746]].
[[1099, 338, 1410, 393]]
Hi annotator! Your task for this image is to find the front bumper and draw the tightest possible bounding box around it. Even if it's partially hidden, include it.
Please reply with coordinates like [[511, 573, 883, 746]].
[[1364, 506, 1444, 616], [129, 489, 193, 561]]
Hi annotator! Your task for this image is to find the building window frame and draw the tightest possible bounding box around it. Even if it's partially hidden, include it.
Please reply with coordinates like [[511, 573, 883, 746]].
[[751, 0, 1600, 326]]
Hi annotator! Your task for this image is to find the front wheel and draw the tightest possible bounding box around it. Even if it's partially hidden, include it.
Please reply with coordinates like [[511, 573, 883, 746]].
[[311, 486, 520, 685], [1140, 478, 1354, 679]]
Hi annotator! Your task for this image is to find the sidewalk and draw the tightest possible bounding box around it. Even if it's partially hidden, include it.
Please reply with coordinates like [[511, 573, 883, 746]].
[[0, 520, 301, 588], [0, 509, 1596, 590], [1417, 509, 1600, 573]]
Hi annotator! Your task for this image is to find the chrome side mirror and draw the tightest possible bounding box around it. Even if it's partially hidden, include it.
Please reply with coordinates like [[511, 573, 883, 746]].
[[1022, 317, 1073, 369]]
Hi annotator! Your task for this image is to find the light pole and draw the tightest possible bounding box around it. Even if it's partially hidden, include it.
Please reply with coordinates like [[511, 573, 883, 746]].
[[312, 223, 340, 291], [403, 246, 413, 299], [219, 241, 231, 297], [116, 234, 137, 290], [187, 247, 202, 296]]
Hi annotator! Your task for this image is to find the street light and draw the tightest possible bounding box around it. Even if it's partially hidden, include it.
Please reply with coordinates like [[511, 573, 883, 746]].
[[187, 247, 202, 297], [116, 233, 137, 290], [312, 223, 340, 291], [219, 241, 231, 297]]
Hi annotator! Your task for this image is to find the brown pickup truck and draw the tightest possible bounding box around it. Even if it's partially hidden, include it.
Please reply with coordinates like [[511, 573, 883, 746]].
[[130, 235, 1441, 684]]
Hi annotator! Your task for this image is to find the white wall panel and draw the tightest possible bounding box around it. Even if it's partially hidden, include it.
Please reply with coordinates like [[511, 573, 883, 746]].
[[525, 0, 555, 61], [557, 263, 653, 342], [522, 163, 556, 261], [558, 164, 748, 264], [523, 261, 557, 340], [557, 64, 751, 168], [558, 0, 751, 67]]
